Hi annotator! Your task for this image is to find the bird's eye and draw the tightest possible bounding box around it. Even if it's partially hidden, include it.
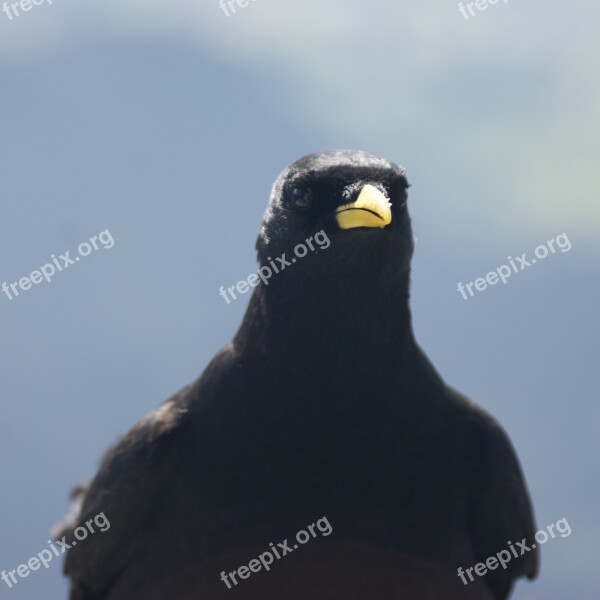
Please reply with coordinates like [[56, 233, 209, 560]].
[[290, 187, 313, 211]]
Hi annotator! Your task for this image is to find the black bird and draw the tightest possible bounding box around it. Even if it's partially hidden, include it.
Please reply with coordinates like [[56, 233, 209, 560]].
[[60, 150, 538, 600]]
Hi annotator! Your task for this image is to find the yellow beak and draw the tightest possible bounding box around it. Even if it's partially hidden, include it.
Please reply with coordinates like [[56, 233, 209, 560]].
[[335, 184, 392, 229]]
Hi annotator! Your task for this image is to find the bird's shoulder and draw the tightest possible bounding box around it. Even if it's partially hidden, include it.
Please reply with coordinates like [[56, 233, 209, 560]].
[[82, 344, 239, 494], [62, 346, 239, 595], [444, 386, 539, 589], [442, 386, 518, 451]]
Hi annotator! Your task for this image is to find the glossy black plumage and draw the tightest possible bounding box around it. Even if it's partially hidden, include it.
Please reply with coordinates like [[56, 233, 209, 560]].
[[60, 150, 538, 599]]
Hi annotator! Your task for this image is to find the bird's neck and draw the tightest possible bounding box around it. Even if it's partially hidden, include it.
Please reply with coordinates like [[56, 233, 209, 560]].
[[233, 267, 417, 377]]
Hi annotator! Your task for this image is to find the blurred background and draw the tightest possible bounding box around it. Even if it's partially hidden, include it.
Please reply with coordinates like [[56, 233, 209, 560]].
[[0, 1, 598, 598]]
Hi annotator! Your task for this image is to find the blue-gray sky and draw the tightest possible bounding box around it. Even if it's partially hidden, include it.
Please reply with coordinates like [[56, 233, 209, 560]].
[[1, 1, 598, 598]]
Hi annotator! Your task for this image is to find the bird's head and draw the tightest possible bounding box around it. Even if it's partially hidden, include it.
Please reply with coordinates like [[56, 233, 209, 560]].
[[256, 150, 413, 280], [241, 151, 415, 354]]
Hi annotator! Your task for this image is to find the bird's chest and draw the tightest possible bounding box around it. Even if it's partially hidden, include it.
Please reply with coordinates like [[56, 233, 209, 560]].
[[235, 383, 440, 501]]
